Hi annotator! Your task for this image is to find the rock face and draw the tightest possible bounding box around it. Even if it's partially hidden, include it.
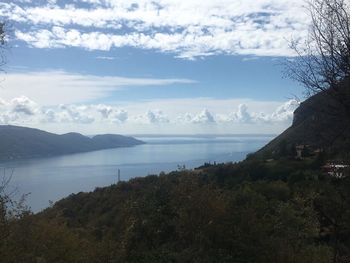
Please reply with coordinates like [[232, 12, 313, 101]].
[[292, 94, 322, 127], [0, 125, 144, 161], [256, 81, 350, 158]]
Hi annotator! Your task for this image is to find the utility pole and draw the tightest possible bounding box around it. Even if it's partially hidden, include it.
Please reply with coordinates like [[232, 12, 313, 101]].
[[117, 169, 121, 183]]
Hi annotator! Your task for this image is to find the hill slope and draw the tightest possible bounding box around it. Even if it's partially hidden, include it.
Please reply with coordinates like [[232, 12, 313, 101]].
[[0, 125, 144, 160], [256, 80, 350, 158], [33, 159, 346, 262]]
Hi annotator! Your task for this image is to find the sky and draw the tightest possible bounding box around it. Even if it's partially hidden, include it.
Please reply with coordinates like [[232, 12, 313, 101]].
[[0, 0, 310, 135]]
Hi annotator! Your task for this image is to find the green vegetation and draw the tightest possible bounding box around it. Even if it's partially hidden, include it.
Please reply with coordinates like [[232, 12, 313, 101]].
[[1, 1, 350, 261], [1, 155, 349, 262]]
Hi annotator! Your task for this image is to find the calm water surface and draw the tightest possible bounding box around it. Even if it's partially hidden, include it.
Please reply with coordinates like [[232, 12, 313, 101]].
[[3, 135, 274, 212]]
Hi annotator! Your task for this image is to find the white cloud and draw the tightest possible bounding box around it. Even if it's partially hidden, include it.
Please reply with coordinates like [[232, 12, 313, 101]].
[[1, 0, 310, 58], [11, 96, 38, 116], [132, 110, 169, 124], [0, 70, 196, 104], [96, 104, 128, 123], [146, 110, 169, 124], [0, 96, 299, 134], [57, 104, 95, 124], [268, 99, 300, 122], [0, 96, 39, 124], [217, 99, 299, 124], [233, 104, 253, 123], [180, 109, 216, 124], [111, 110, 128, 123]]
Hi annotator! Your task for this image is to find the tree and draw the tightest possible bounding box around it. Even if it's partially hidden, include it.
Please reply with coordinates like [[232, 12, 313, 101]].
[[0, 22, 4, 44], [0, 22, 5, 68], [286, 0, 350, 113], [284, 0, 350, 152]]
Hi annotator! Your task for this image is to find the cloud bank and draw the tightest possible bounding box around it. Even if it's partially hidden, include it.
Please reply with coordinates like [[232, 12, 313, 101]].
[[1, 0, 310, 58], [0, 95, 299, 133]]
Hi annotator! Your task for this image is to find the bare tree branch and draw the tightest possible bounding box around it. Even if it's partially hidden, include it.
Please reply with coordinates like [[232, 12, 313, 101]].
[[286, 0, 350, 96]]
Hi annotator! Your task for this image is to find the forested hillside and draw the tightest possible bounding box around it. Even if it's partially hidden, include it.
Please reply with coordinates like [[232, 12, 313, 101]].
[[1, 156, 349, 262]]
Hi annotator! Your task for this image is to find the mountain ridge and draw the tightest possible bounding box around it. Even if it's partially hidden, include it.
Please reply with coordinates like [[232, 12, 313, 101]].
[[0, 125, 144, 161]]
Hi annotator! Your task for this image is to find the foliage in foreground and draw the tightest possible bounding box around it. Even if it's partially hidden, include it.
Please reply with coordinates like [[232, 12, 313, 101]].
[[1, 157, 350, 262]]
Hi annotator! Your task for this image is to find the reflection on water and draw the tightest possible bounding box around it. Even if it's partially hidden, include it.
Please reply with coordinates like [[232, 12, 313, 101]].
[[2, 135, 274, 212]]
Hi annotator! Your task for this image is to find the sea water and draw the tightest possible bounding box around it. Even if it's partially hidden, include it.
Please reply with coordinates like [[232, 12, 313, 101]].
[[2, 135, 274, 212]]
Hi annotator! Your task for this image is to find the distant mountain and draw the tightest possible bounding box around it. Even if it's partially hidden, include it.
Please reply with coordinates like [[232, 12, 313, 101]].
[[256, 79, 350, 158], [0, 125, 144, 161]]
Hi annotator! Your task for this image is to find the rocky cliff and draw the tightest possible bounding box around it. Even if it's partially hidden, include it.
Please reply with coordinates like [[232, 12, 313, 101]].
[[255, 80, 350, 158]]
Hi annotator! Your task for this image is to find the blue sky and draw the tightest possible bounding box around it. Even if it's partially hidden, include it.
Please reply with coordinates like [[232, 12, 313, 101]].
[[0, 0, 309, 135]]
